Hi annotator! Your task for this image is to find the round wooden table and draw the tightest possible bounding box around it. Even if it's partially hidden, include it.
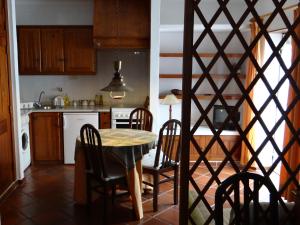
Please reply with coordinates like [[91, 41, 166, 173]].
[[74, 128, 157, 220]]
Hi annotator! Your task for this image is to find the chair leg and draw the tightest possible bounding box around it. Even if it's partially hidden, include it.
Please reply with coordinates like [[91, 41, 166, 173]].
[[153, 173, 159, 211], [174, 166, 179, 205]]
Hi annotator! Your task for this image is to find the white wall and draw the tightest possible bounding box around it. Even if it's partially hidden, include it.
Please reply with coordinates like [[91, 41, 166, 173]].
[[160, 0, 298, 27], [149, 0, 161, 133], [158, 29, 248, 127], [16, 0, 150, 107], [16, 0, 93, 25]]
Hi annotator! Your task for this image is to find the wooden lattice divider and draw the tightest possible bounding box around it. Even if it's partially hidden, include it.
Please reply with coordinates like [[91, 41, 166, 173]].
[[180, 0, 300, 224]]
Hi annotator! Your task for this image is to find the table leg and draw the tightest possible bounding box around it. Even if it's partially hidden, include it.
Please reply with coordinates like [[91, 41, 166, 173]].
[[127, 164, 143, 220]]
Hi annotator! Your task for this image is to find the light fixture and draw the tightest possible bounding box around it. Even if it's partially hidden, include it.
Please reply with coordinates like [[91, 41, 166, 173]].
[[161, 94, 180, 120], [101, 60, 133, 99]]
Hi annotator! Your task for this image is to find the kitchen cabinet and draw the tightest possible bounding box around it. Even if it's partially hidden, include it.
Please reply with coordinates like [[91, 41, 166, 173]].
[[17, 26, 96, 75], [41, 28, 64, 73], [64, 27, 96, 74], [100, 112, 111, 128], [17, 27, 41, 74], [93, 0, 150, 49], [30, 112, 63, 163], [0, 0, 15, 196], [190, 135, 241, 162]]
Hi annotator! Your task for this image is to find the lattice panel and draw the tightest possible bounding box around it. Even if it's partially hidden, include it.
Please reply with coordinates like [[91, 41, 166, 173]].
[[181, 0, 300, 224]]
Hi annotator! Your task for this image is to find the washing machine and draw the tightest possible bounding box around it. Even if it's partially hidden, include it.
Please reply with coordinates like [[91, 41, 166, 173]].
[[21, 114, 31, 171]]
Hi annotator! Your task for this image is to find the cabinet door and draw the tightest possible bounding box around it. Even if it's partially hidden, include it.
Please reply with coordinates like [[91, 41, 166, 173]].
[[30, 112, 63, 162], [93, 0, 150, 49], [41, 28, 64, 73], [64, 27, 96, 74], [0, 0, 15, 195], [118, 0, 150, 48], [100, 112, 111, 129], [93, 0, 118, 48], [17, 27, 41, 74]]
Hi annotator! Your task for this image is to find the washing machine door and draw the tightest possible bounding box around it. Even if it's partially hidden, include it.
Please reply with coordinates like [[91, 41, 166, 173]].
[[22, 130, 29, 151]]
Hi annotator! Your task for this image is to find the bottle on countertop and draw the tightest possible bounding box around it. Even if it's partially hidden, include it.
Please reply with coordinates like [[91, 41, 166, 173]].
[[64, 94, 70, 106], [95, 94, 103, 106]]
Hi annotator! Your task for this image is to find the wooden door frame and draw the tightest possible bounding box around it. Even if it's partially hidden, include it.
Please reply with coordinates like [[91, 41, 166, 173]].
[[0, 0, 17, 201]]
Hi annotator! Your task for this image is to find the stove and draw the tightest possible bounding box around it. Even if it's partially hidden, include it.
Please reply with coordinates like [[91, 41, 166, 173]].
[[111, 106, 140, 128]]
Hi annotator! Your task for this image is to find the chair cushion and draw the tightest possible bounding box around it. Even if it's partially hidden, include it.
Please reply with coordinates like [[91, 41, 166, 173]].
[[142, 148, 163, 168], [188, 190, 231, 225]]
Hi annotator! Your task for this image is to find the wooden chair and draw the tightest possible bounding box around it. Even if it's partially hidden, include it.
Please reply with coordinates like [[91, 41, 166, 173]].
[[80, 124, 128, 222], [215, 172, 279, 225], [142, 119, 181, 211], [129, 107, 153, 131]]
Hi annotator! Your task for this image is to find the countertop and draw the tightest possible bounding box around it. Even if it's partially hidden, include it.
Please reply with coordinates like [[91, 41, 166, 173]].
[[21, 105, 110, 116]]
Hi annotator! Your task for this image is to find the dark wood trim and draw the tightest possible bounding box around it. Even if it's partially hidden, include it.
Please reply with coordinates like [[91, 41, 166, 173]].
[[180, 0, 194, 224]]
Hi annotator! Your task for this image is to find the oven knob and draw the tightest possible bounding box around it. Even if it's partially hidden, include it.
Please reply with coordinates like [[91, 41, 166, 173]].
[[120, 114, 123, 118], [115, 114, 119, 118]]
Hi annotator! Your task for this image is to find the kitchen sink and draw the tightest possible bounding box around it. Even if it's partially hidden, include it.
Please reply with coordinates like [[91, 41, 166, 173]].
[[42, 105, 54, 110]]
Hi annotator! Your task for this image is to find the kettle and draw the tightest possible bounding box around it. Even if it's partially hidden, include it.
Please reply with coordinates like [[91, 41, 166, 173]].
[[53, 96, 65, 107]]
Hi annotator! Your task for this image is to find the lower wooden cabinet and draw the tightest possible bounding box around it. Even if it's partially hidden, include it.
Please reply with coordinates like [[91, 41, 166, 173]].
[[30, 112, 63, 162], [190, 135, 241, 162], [99, 112, 111, 129]]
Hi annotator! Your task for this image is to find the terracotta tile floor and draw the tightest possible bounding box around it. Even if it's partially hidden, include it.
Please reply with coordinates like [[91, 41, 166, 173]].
[[0, 164, 236, 225]]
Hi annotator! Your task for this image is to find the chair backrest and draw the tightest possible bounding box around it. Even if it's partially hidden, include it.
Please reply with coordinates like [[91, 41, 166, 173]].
[[154, 119, 181, 168], [80, 124, 107, 180], [129, 107, 153, 131], [215, 172, 279, 225]]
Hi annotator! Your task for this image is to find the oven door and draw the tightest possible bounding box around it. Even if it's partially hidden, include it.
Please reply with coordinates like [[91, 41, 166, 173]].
[[111, 119, 131, 128]]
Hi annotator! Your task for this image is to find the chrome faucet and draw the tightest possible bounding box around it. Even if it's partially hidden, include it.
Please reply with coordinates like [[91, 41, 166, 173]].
[[34, 91, 45, 108]]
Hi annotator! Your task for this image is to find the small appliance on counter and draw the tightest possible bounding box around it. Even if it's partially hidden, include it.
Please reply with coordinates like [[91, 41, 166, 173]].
[[53, 96, 64, 107]]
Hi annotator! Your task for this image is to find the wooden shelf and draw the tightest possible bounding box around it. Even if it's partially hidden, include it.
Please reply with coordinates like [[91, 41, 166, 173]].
[[159, 74, 246, 79], [160, 52, 243, 58], [159, 94, 242, 100]]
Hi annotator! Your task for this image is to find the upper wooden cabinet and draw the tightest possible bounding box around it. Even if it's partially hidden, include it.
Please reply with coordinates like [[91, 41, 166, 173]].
[[93, 0, 150, 49], [41, 28, 64, 73], [18, 28, 41, 74], [17, 26, 96, 75], [64, 28, 96, 74]]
